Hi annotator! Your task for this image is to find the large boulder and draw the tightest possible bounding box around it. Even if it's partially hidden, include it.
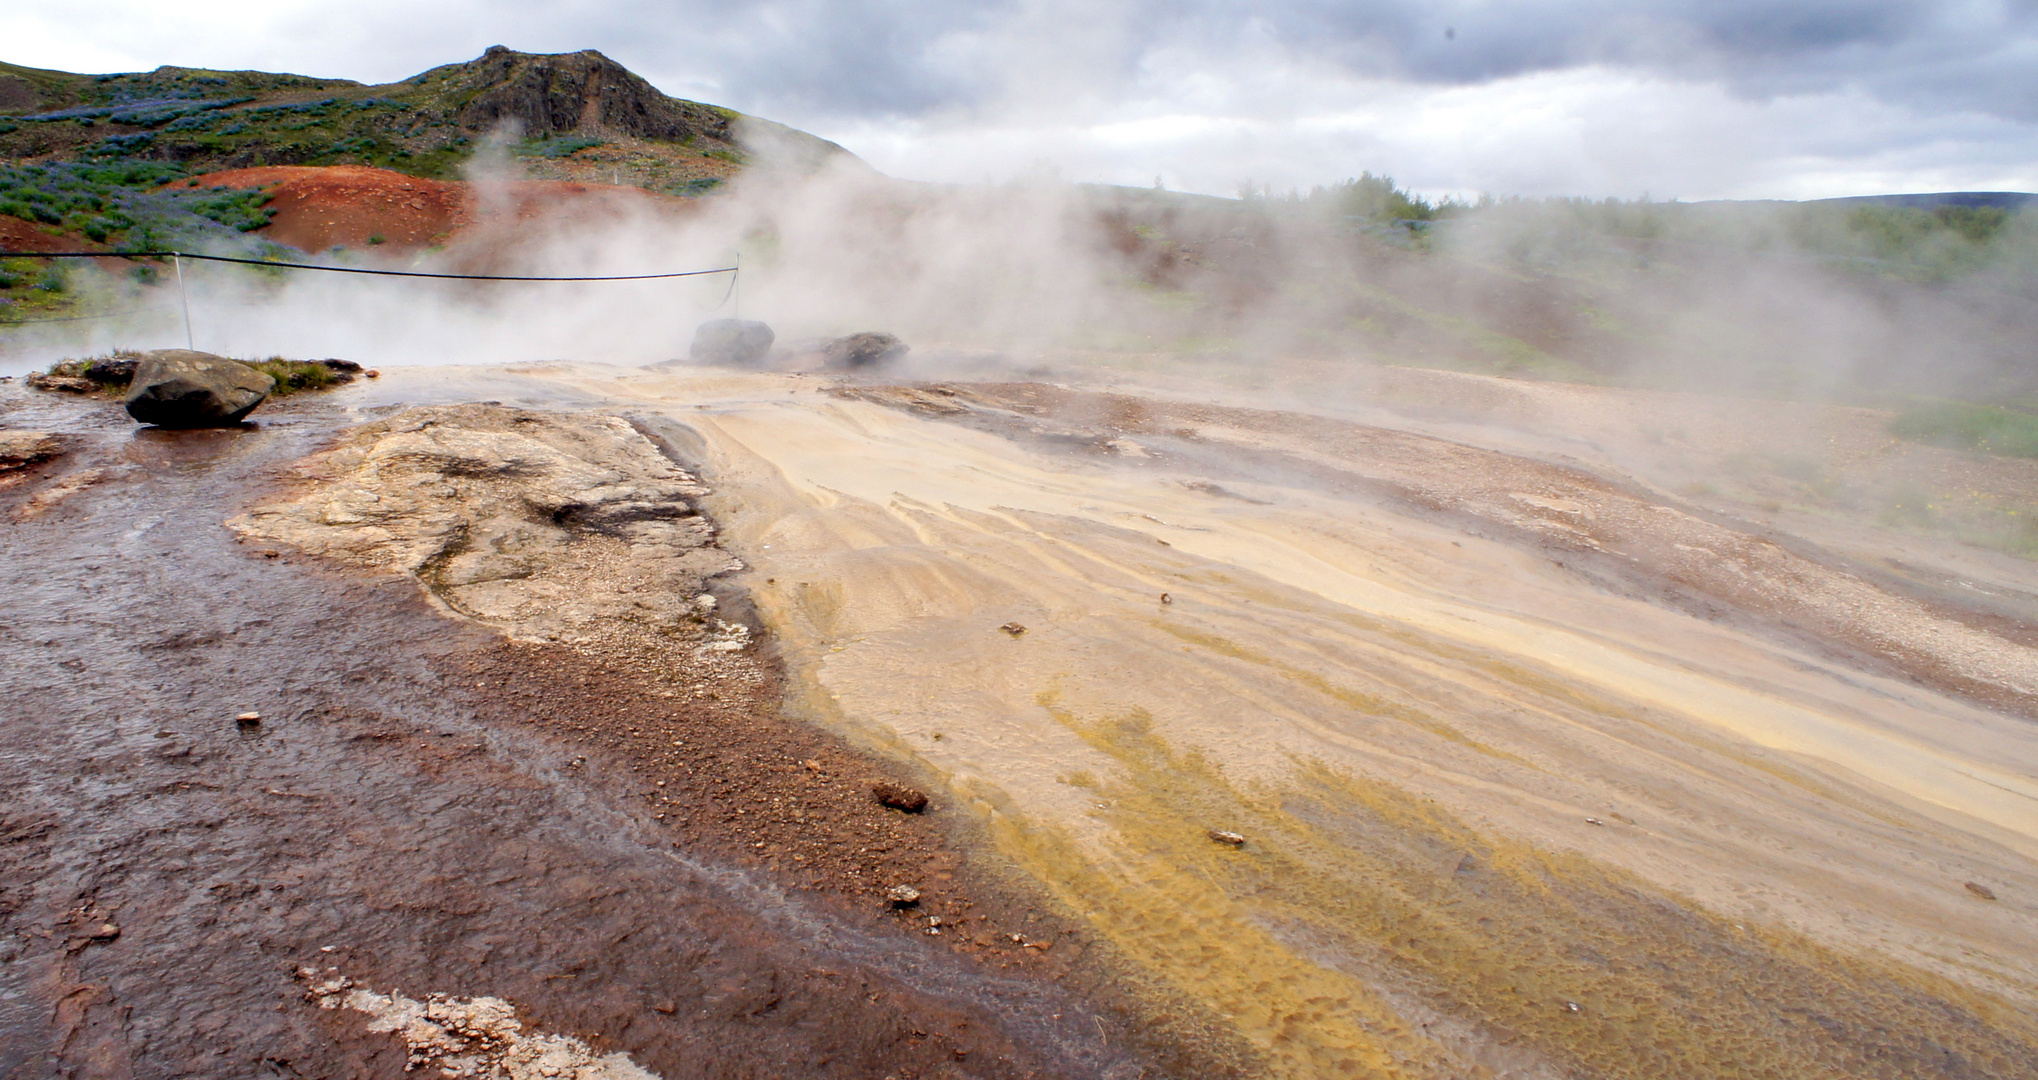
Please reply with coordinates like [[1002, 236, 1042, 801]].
[[124, 350, 275, 428], [689, 319, 775, 366], [822, 332, 909, 369]]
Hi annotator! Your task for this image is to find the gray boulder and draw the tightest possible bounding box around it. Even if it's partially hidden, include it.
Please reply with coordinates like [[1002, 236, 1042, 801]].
[[689, 319, 775, 366], [124, 350, 275, 428], [823, 331, 909, 369]]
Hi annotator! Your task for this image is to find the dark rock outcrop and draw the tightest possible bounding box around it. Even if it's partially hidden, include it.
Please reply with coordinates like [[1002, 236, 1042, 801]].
[[823, 332, 909, 369], [436, 47, 733, 144], [689, 319, 775, 366], [84, 356, 138, 384], [124, 350, 274, 428]]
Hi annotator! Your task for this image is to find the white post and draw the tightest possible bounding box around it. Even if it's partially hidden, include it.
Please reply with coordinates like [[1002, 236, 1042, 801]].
[[173, 253, 194, 351]]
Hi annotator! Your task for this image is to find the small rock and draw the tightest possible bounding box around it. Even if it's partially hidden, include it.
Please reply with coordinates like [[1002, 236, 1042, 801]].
[[1966, 881, 1998, 901], [84, 357, 138, 384], [26, 372, 97, 394], [125, 349, 274, 428], [93, 922, 121, 940], [365, 370, 381, 379], [1585, 817, 1604, 826], [999, 622, 1027, 637], [872, 781, 929, 813], [319, 358, 364, 374], [689, 319, 775, 366], [822, 331, 909, 369], [235, 712, 262, 728], [885, 884, 922, 907], [1207, 829, 1246, 846], [1160, 592, 1172, 604]]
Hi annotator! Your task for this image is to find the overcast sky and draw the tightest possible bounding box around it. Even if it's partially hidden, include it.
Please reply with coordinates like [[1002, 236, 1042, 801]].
[[9, 0, 2038, 200]]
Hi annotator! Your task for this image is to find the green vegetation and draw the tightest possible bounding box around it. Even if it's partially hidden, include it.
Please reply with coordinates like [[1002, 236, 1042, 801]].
[[514, 135, 604, 159], [246, 357, 340, 395], [1442, 194, 2038, 285], [0, 161, 276, 262], [669, 176, 722, 197], [184, 185, 275, 232], [1889, 399, 2038, 458]]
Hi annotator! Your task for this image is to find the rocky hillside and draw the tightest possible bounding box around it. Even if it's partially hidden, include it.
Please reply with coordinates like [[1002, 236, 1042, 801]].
[[0, 46, 856, 192]]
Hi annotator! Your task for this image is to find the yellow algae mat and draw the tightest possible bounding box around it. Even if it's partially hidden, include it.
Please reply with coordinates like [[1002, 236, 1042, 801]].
[[553, 365, 2038, 1078]]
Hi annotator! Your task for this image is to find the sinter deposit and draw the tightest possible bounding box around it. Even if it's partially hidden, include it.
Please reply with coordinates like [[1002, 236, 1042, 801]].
[[301, 968, 659, 1080], [228, 404, 746, 650]]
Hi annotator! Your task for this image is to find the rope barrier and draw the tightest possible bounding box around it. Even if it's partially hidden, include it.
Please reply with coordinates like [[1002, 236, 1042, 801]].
[[0, 250, 739, 282], [0, 248, 740, 349]]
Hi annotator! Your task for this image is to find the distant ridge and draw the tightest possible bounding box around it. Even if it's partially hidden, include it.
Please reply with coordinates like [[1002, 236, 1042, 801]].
[[1809, 191, 2035, 210], [1696, 191, 2037, 210]]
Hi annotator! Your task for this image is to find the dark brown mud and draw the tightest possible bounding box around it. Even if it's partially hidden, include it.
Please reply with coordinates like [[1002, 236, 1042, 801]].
[[0, 385, 1164, 1079]]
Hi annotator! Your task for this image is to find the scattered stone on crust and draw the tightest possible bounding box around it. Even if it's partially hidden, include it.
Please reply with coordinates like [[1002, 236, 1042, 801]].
[[872, 781, 929, 813]]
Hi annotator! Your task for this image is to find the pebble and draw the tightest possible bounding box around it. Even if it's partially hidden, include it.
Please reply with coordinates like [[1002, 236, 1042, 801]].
[[872, 781, 929, 813], [1207, 829, 1246, 846], [235, 712, 262, 728], [999, 622, 1027, 637], [1966, 881, 1998, 901], [886, 884, 922, 907]]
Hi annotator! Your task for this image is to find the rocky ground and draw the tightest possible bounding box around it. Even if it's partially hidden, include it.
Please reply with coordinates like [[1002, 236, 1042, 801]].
[[0, 384, 1192, 1079]]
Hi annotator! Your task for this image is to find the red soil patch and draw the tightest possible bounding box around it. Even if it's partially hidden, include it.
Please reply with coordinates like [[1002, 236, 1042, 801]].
[[177, 165, 698, 258]]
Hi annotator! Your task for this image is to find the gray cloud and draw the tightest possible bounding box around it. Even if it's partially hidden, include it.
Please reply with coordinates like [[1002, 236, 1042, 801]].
[[7, 0, 2037, 197], [578, 0, 2038, 123]]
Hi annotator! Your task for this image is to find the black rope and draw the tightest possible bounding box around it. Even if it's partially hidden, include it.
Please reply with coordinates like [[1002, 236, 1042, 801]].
[[0, 250, 738, 282]]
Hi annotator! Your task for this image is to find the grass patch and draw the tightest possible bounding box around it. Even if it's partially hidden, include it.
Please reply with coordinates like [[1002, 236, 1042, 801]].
[[245, 357, 340, 395], [1889, 399, 2038, 458]]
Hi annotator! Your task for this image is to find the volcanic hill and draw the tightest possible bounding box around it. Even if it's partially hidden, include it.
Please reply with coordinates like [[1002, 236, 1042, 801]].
[[0, 45, 855, 189]]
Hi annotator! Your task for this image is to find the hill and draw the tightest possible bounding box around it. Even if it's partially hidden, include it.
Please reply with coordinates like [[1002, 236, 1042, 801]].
[[0, 46, 855, 189], [0, 47, 862, 322]]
